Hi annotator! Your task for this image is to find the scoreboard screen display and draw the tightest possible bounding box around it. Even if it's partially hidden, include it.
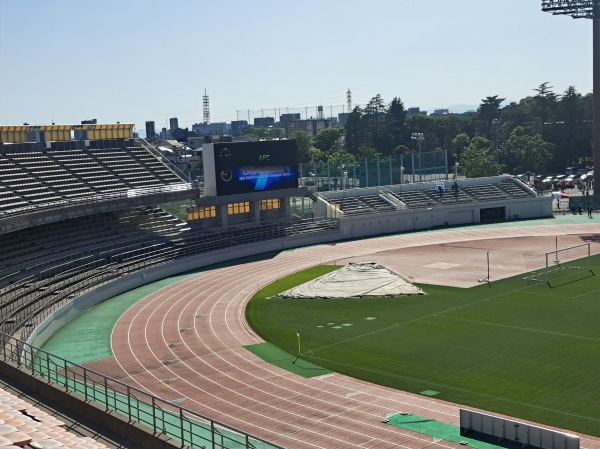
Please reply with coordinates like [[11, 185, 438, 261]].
[[214, 140, 298, 196]]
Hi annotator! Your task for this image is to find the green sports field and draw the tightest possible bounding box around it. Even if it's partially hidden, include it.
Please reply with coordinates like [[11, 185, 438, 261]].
[[245, 257, 600, 437]]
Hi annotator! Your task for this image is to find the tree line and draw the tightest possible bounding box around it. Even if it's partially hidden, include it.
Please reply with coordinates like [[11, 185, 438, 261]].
[[278, 82, 593, 178]]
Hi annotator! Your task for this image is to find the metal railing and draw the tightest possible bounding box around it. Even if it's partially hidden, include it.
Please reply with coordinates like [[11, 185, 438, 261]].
[[0, 331, 285, 449], [1, 216, 340, 341], [136, 138, 191, 183]]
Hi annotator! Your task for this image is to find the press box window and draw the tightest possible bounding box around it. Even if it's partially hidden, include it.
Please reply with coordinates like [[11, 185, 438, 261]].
[[260, 199, 280, 210], [227, 202, 250, 215], [188, 206, 216, 220]]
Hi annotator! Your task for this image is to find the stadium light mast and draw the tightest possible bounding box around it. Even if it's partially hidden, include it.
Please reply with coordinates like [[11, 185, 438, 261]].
[[541, 0, 600, 194]]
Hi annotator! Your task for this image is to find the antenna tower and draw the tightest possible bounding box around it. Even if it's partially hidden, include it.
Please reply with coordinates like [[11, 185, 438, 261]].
[[202, 89, 210, 124], [317, 105, 324, 119], [346, 89, 352, 112]]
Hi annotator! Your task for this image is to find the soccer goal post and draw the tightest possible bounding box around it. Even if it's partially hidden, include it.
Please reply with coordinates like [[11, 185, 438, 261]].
[[544, 242, 592, 283]]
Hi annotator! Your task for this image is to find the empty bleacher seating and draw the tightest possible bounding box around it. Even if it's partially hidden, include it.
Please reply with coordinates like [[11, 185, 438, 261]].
[[327, 193, 396, 215], [0, 143, 189, 217], [0, 207, 192, 339], [462, 184, 509, 201], [499, 178, 537, 198]]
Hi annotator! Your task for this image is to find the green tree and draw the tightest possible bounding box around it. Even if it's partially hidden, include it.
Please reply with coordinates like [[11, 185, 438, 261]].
[[314, 128, 344, 154], [290, 130, 312, 164], [308, 147, 326, 163], [461, 136, 502, 178], [392, 144, 411, 156], [451, 132, 470, 162], [366, 94, 386, 150], [356, 146, 381, 158], [555, 86, 588, 166], [499, 99, 536, 135], [343, 106, 365, 154], [504, 127, 553, 174], [379, 97, 407, 153], [533, 82, 557, 138], [476, 95, 505, 138]]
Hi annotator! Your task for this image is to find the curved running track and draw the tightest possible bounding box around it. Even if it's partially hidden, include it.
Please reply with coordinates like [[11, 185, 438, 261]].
[[105, 223, 600, 449]]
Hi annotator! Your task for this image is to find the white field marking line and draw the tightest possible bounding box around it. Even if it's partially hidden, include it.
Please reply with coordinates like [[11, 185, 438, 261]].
[[223, 260, 466, 420], [113, 226, 600, 442], [306, 355, 600, 424], [123, 272, 536, 442], [157, 258, 458, 441], [312, 225, 598, 269], [145, 263, 422, 449], [271, 236, 600, 425], [189, 261, 446, 448], [109, 272, 200, 357], [439, 315, 600, 342], [306, 278, 546, 356], [574, 283, 600, 299], [119, 274, 336, 449], [214, 258, 461, 421], [213, 229, 596, 422]]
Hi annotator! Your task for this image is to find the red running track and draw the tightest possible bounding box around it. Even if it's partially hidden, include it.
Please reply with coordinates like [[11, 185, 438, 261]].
[[98, 223, 600, 449]]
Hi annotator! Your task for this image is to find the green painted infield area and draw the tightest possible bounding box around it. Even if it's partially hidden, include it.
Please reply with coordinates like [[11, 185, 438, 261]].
[[246, 258, 600, 437], [386, 413, 522, 449], [245, 342, 331, 378]]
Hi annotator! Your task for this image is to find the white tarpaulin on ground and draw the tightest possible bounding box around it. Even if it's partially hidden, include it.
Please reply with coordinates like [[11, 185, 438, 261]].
[[276, 262, 425, 299]]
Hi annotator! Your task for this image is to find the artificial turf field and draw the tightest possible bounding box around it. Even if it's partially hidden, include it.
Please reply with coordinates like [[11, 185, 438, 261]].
[[245, 255, 600, 437]]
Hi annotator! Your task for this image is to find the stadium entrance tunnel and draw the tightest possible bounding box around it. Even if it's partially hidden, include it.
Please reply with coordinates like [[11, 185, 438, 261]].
[[480, 206, 506, 221]]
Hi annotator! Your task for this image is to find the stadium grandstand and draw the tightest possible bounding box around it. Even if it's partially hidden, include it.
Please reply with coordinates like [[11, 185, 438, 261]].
[[0, 125, 553, 448]]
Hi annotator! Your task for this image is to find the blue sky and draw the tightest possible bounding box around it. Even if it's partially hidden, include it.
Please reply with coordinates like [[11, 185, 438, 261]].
[[0, 0, 593, 134]]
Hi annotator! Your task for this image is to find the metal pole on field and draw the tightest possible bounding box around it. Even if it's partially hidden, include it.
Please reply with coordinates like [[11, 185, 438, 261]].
[[293, 330, 301, 364]]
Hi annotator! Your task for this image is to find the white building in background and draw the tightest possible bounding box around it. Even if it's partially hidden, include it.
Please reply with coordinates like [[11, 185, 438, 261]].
[[155, 139, 194, 168]]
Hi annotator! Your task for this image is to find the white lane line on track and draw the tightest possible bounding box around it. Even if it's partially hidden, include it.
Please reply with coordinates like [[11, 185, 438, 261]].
[[117, 255, 460, 448], [111, 224, 600, 448]]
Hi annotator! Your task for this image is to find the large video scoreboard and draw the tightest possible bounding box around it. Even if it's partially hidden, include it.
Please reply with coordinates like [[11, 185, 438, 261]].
[[204, 140, 298, 196]]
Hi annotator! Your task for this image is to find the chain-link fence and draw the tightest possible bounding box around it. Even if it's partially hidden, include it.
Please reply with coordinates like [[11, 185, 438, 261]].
[[298, 150, 449, 192]]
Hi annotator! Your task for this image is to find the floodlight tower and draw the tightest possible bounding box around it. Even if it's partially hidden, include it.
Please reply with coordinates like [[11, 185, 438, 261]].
[[541, 0, 599, 193]]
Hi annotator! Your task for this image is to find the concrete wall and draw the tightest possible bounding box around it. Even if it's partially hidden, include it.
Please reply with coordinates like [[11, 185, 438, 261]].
[[28, 228, 342, 348], [29, 191, 551, 348], [338, 196, 550, 239]]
